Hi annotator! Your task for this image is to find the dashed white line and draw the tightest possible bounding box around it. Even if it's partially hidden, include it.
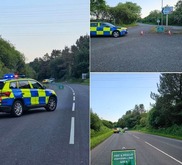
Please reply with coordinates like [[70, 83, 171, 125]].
[[145, 141, 182, 164], [73, 96, 75, 101], [72, 102, 75, 111], [69, 117, 75, 144], [133, 135, 140, 139]]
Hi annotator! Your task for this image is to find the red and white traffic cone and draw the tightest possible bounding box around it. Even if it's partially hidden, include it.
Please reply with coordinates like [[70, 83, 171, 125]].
[[140, 30, 144, 35]]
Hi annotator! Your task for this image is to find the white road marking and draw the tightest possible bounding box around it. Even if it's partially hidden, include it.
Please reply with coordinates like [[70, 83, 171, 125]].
[[72, 102, 75, 111], [145, 141, 182, 164], [73, 96, 75, 101], [133, 135, 140, 139], [69, 117, 75, 144]]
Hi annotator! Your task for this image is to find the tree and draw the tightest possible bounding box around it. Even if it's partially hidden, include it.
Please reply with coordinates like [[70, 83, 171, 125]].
[[90, 0, 107, 19], [149, 73, 182, 127], [90, 111, 102, 131], [109, 2, 141, 24]]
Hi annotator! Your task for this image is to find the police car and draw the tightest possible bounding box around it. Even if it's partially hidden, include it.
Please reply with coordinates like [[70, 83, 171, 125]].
[[90, 22, 128, 38], [0, 74, 57, 117]]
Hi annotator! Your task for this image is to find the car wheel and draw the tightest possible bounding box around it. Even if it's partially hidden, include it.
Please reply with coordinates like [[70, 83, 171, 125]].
[[46, 96, 57, 111], [11, 100, 23, 117], [112, 31, 120, 38]]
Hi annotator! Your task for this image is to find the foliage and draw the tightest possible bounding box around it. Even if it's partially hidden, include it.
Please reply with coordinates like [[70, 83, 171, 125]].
[[142, 0, 182, 25], [117, 104, 146, 129], [90, 111, 102, 131], [149, 73, 182, 128], [91, 1, 141, 25], [29, 35, 89, 81], [109, 2, 141, 24], [90, 0, 107, 19], [0, 37, 34, 78]]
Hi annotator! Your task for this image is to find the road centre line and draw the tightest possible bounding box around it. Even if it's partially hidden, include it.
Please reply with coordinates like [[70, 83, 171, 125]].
[[145, 141, 182, 164], [73, 96, 75, 101], [69, 117, 75, 144], [72, 102, 75, 111], [133, 135, 140, 139]]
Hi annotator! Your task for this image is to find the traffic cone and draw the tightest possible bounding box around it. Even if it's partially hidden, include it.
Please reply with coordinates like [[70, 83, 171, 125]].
[[140, 30, 144, 35], [168, 30, 171, 35]]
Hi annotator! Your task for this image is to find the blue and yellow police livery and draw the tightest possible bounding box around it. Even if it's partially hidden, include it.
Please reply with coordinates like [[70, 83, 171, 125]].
[[90, 22, 128, 38], [0, 74, 57, 117]]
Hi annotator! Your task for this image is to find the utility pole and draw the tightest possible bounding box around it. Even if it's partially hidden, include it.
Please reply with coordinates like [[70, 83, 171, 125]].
[[161, 0, 163, 25]]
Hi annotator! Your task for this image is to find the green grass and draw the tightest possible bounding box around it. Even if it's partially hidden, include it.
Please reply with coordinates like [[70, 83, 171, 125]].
[[135, 125, 182, 140], [91, 126, 113, 149]]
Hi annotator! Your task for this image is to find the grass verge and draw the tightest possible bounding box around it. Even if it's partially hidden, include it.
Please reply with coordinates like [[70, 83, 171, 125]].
[[135, 125, 182, 140], [90, 129, 113, 149]]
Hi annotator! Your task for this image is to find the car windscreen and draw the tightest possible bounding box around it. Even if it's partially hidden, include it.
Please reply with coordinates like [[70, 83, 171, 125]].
[[0, 82, 5, 89]]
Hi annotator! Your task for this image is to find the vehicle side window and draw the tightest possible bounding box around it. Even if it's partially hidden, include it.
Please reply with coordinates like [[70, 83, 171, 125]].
[[30, 80, 44, 89], [10, 81, 18, 89], [91, 23, 98, 27], [18, 80, 31, 89], [101, 23, 108, 27]]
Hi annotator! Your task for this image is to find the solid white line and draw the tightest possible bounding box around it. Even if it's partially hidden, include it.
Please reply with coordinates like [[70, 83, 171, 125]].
[[72, 102, 75, 111], [69, 117, 75, 144], [145, 141, 182, 164]]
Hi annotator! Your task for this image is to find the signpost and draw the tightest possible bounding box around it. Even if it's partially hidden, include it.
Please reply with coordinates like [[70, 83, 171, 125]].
[[162, 6, 173, 28], [111, 149, 136, 165]]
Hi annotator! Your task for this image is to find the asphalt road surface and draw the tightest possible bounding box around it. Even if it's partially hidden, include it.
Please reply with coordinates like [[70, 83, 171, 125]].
[[0, 83, 89, 165], [91, 131, 182, 165], [91, 24, 182, 72]]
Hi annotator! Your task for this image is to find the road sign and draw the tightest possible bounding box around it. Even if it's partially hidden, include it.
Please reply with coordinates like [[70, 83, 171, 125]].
[[163, 6, 173, 15], [157, 19, 160, 23], [111, 149, 136, 165]]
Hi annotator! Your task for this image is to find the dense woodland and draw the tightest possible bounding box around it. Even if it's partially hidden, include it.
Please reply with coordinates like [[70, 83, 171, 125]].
[[91, 74, 182, 133], [0, 35, 89, 81], [91, 0, 141, 24]]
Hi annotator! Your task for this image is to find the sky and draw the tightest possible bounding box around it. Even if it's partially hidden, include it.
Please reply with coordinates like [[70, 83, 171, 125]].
[[90, 73, 161, 122], [106, 0, 178, 18], [0, 0, 89, 62]]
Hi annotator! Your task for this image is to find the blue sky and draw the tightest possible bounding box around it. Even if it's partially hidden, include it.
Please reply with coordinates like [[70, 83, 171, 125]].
[[90, 73, 160, 122], [106, 0, 178, 18], [0, 0, 89, 62]]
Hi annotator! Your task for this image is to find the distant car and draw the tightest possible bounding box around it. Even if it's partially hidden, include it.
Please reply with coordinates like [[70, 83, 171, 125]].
[[113, 128, 120, 133], [42, 79, 50, 84], [0, 74, 57, 117], [49, 78, 55, 83], [90, 22, 128, 38]]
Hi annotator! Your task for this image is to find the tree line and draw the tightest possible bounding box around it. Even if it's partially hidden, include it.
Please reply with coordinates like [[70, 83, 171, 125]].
[[142, 0, 182, 25], [0, 35, 89, 81], [91, 73, 182, 132], [91, 0, 141, 24]]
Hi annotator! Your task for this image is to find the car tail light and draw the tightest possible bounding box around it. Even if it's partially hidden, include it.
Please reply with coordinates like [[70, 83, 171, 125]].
[[0, 92, 11, 97]]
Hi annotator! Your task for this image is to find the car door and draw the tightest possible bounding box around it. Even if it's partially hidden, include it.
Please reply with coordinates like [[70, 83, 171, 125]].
[[29, 80, 47, 105], [18, 80, 35, 106]]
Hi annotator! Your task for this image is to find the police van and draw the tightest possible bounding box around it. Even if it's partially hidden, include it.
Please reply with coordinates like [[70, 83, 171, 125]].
[[0, 74, 57, 117]]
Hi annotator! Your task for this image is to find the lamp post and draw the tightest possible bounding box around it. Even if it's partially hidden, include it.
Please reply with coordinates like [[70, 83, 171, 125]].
[[161, 0, 163, 25]]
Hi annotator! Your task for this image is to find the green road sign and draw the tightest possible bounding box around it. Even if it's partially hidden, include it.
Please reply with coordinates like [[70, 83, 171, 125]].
[[156, 26, 164, 33], [59, 84, 64, 89], [111, 149, 136, 165]]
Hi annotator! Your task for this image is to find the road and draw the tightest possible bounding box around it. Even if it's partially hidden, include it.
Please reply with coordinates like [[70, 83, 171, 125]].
[[0, 83, 89, 165], [91, 131, 182, 165], [91, 24, 182, 72]]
